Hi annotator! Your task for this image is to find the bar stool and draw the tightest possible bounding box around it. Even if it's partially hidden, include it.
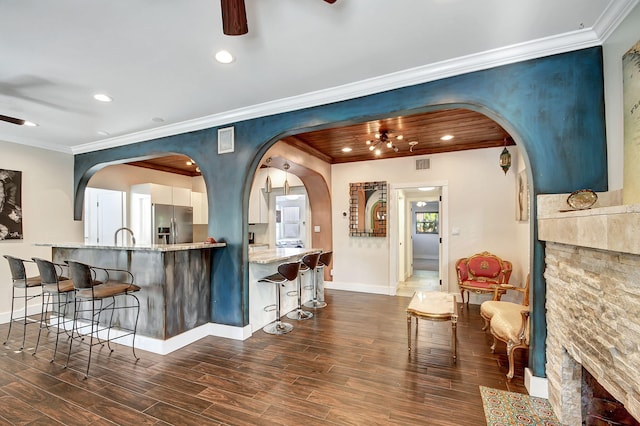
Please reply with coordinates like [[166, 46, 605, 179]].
[[286, 252, 319, 321], [32, 257, 75, 362], [258, 261, 301, 335], [65, 260, 141, 378], [3, 255, 42, 350], [304, 251, 332, 309]]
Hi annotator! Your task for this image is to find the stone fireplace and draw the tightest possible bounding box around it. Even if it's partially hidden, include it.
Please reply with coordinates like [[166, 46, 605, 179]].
[[538, 192, 640, 424]]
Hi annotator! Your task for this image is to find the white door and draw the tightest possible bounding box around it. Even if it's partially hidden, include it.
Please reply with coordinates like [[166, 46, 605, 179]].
[[397, 193, 406, 282], [84, 188, 126, 244]]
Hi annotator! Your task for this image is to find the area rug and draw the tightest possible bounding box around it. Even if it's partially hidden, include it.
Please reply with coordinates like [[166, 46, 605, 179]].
[[480, 386, 561, 426]]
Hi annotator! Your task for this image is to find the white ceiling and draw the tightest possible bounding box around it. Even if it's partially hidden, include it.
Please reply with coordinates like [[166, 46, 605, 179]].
[[0, 0, 635, 155]]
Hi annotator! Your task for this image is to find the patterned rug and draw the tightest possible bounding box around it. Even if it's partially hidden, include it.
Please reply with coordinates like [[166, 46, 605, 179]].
[[480, 386, 561, 426]]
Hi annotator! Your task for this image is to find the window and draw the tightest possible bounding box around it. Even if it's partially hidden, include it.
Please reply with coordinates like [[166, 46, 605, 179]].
[[416, 212, 438, 234]]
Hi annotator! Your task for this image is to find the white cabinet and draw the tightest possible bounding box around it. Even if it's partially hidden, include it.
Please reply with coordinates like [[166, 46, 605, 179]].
[[172, 187, 192, 207], [191, 192, 208, 225], [248, 177, 269, 224], [131, 183, 192, 206]]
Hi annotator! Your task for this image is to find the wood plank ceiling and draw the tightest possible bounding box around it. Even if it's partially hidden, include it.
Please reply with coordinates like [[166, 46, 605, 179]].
[[127, 108, 514, 175]]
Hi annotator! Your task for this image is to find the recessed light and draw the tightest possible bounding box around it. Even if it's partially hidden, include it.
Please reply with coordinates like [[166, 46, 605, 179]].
[[440, 134, 454, 141], [94, 93, 113, 102], [342, 147, 352, 152], [215, 50, 234, 64], [23, 121, 38, 127], [419, 187, 435, 191]]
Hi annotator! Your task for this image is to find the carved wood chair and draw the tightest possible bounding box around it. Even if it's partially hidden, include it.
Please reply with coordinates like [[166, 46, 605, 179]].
[[455, 251, 512, 304], [480, 274, 531, 380]]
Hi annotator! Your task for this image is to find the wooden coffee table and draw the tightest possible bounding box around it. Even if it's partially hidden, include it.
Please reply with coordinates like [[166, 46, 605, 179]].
[[406, 291, 458, 361]]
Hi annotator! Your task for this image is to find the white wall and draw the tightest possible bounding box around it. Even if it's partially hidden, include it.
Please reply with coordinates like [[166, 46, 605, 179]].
[[331, 146, 528, 301], [603, 1, 640, 194], [0, 140, 83, 319]]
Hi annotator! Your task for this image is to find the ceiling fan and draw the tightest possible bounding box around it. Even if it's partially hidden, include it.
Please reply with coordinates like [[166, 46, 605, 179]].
[[221, 0, 337, 36], [0, 114, 26, 126]]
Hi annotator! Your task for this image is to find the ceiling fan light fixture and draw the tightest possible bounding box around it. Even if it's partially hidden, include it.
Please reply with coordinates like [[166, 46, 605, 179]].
[[214, 50, 234, 64], [375, 149, 381, 156], [369, 145, 375, 151]]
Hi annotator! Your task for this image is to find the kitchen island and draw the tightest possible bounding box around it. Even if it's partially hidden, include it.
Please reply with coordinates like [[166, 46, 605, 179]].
[[39, 242, 226, 342], [249, 247, 322, 333]]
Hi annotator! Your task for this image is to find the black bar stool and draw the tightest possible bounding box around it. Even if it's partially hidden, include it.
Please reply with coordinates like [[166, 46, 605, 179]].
[[304, 251, 331, 309], [32, 257, 75, 362], [258, 261, 301, 335], [66, 260, 141, 378], [286, 252, 319, 321], [3, 255, 42, 350]]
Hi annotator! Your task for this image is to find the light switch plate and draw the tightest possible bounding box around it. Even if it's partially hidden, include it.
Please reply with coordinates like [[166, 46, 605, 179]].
[[314, 226, 320, 232]]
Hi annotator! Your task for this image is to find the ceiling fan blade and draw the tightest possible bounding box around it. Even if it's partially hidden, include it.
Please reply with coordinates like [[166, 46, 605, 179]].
[[0, 114, 25, 125], [221, 0, 248, 36]]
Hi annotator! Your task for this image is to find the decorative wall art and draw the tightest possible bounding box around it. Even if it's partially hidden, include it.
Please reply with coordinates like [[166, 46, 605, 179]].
[[623, 39, 640, 203], [0, 169, 23, 240], [349, 181, 387, 237], [516, 169, 529, 221]]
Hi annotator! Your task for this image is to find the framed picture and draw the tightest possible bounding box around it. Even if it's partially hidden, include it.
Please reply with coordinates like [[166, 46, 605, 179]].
[[0, 169, 23, 240], [516, 169, 529, 221], [218, 126, 235, 154]]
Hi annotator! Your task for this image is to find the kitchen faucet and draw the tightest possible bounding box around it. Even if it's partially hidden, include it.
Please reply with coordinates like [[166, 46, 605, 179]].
[[114, 227, 136, 245]]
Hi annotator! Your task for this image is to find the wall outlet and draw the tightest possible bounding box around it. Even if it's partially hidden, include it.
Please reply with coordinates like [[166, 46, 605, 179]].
[[330, 269, 334, 276]]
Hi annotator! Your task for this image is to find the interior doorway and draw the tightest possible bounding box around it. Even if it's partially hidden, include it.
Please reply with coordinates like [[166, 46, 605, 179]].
[[389, 183, 447, 297]]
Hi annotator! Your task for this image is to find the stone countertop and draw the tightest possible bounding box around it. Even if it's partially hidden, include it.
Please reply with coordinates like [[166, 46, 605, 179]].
[[36, 241, 227, 252], [249, 247, 321, 264]]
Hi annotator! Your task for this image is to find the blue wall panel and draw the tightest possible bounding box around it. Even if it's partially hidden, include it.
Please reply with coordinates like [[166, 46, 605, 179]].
[[74, 47, 607, 378]]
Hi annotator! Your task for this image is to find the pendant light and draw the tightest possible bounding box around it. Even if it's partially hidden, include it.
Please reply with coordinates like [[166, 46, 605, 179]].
[[283, 162, 290, 195], [264, 157, 272, 193], [499, 139, 511, 174]]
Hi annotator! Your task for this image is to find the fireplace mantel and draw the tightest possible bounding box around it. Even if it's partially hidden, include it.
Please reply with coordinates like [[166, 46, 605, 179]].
[[537, 190, 640, 254]]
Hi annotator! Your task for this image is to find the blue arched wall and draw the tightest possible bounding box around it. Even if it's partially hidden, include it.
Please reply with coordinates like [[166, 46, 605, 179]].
[[74, 47, 607, 378]]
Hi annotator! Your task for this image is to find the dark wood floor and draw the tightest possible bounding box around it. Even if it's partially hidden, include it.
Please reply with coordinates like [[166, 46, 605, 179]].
[[0, 290, 528, 425]]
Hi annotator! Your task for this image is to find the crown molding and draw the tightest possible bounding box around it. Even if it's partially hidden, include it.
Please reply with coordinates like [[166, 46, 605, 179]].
[[593, 0, 639, 41], [2, 137, 73, 155], [72, 1, 638, 155]]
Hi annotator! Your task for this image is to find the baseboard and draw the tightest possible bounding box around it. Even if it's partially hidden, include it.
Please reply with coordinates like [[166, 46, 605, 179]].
[[525, 368, 549, 398], [0, 302, 45, 324], [325, 281, 394, 296], [48, 316, 252, 355]]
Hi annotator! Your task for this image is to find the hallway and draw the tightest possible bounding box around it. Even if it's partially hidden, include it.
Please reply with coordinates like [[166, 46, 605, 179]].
[[396, 270, 440, 297]]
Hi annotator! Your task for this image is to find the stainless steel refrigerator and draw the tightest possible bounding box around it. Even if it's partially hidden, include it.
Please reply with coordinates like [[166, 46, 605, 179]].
[[152, 204, 193, 244]]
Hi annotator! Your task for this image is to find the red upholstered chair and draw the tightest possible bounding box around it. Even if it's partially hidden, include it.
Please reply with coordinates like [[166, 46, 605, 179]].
[[455, 251, 512, 304]]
